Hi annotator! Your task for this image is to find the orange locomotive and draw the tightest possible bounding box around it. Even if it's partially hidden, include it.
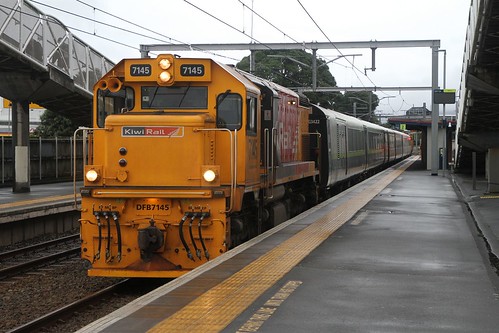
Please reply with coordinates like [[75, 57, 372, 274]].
[[78, 55, 318, 277]]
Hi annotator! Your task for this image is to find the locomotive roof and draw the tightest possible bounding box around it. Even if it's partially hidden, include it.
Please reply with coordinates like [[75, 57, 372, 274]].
[[232, 67, 300, 99], [217, 62, 261, 96]]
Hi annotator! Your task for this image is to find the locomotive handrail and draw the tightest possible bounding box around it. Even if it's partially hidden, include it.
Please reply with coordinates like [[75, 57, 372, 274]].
[[72, 126, 108, 208], [193, 128, 237, 213], [263, 127, 278, 200], [263, 128, 271, 199], [271, 127, 277, 193]]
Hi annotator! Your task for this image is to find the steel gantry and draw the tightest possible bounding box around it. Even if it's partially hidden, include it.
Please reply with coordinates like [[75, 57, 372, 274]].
[[141, 40, 442, 174]]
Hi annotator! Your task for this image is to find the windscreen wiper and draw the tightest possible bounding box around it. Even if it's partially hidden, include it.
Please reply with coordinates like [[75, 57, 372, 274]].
[[148, 87, 159, 108], [215, 89, 231, 109], [177, 85, 191, 107]]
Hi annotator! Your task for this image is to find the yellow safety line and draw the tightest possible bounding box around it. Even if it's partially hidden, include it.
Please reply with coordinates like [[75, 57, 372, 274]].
[[480, 195, 499, 199], [0, 193, 79, 210], [148, 157, 416, 333]]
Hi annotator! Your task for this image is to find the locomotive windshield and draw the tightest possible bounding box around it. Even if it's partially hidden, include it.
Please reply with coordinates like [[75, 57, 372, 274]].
[[141, 86, 207, 109]]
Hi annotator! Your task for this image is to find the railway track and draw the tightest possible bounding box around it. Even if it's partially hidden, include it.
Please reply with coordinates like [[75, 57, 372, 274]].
[[0, 234, 79, 260], [6, 279, 130, 333], [0, 234, 80, 280], [5, 278, 169, 333], [0, 232, 164, 333]]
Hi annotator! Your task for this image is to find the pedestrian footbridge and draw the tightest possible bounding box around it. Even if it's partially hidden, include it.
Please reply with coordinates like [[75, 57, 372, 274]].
[[0, 0, 114, 125]]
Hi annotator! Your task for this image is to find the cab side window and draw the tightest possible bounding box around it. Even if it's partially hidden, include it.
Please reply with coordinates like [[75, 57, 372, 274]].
[[216, 93, 242, 130], [246, 97, 257, 136], [96, 87, 134, 128]]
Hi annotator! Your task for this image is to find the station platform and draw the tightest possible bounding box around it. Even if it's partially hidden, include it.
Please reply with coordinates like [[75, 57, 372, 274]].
[[74, 156, 499, 333], [0, 181, 81, 223]]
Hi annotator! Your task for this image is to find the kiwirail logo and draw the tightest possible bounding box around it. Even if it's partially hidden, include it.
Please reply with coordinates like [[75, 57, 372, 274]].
[[121, 126, 184, 137]]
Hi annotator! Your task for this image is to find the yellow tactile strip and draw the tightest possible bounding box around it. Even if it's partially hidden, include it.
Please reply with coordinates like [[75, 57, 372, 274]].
[[148, 157, 416, 333], [480, 195, 499, 199]]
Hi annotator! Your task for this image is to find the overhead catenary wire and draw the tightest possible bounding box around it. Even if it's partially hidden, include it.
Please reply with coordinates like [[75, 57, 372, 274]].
[[23, 0, 410, 108], [182, 0, 337, 87], [26, 0, 241, 61], [237, 0, 414, 107], [28, 1, 166, 45], [295, 0, 400, 101], [236, 0, 302, 44], [297, 0, 423, 118], [236, 0, 352, 86], [27, 0, 357, 88], [175, 0, 343, 88], [74, 0, 184, 44], [295, 0, 373, 86], [24, 0, 327, 71], [182, 0, 272, 51]]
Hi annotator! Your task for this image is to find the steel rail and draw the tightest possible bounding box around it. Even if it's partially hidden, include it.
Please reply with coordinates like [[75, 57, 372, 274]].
[[6, 280, 130, 333], [0, 247, 80, 280], [0, 234, 79, 261]]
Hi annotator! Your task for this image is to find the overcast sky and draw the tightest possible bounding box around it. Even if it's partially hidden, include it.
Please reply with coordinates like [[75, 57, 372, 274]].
[[33, 0, 472, 117]]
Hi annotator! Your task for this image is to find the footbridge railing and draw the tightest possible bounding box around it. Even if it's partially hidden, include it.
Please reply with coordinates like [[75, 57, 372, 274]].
[[0, 0, 114, 95]]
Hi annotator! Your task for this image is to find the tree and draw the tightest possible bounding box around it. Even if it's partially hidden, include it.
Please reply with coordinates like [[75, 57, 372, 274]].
[[236, 50, 338, 107], [236, 50, 380, 122], [33, 110, 79, 137]]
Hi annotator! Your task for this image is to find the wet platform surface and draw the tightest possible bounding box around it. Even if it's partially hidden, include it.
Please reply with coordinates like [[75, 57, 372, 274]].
[[5, 158, 499, 332], [0, 182, 80, 223], [0, 182, 79, 205], [223, 160, 499, 332], [75, 157, 499, 333]]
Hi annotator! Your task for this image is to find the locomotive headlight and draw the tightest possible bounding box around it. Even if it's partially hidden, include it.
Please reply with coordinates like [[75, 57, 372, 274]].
[[157, 55, 174, 85], [159, 71, 172, 83], [203, 169, 217, 182], [85, 169, 99, 182], [159, 58, 171, 70], [201, 165, 219, 186]]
